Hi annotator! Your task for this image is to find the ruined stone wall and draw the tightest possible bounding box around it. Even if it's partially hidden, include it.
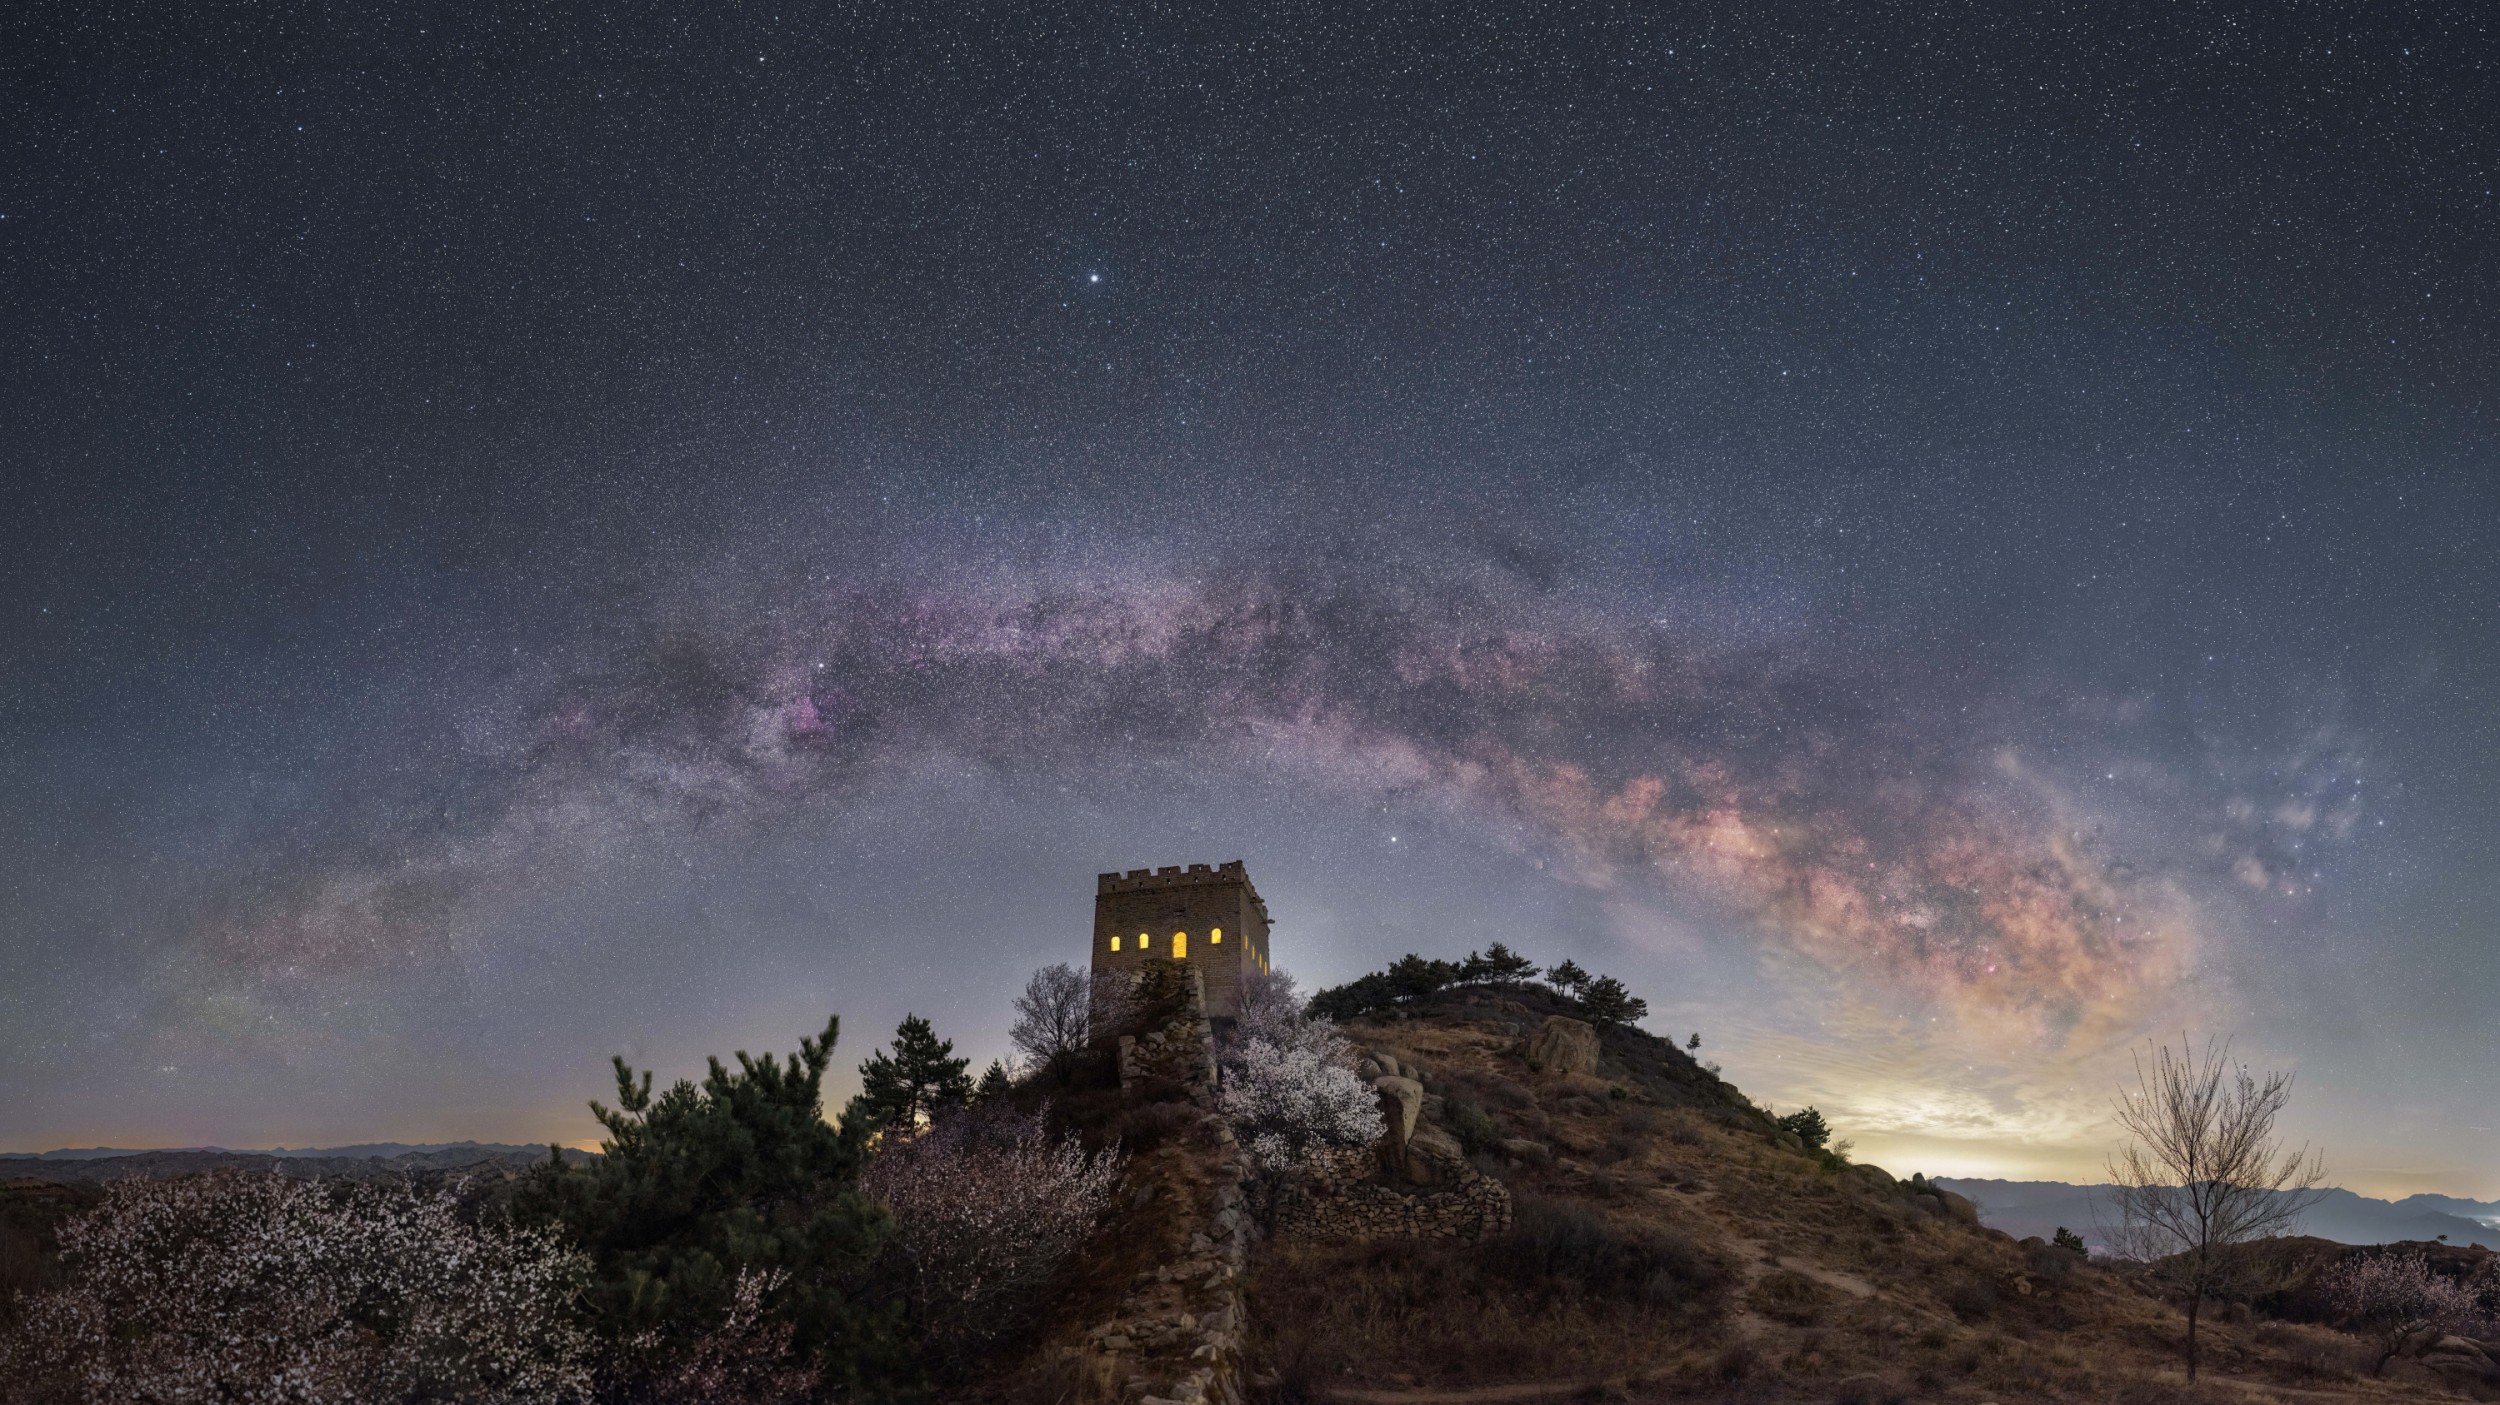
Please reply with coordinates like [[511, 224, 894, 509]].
[[1272, 1143, 1513, 1243], [1078, 966, 1250, 1405]]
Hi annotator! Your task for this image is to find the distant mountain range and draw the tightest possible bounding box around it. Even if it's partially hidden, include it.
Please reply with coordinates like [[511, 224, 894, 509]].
[[0, 1142, 590, 1184], [2, 1141, 556, 1162], [1937, 1177, 2500, 1252]]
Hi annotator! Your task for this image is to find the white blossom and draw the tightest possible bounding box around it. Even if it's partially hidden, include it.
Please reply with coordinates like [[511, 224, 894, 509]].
[[1219, 1034, 1381, 1169], [3, 1171, 592, 1404], [861, 1105, 1124, 1367]]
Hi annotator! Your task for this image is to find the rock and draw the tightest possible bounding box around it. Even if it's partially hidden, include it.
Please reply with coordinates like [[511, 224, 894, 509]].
[[1911, 1192, 1947, 1219], [1846, 1162, 1898, 1190], [1935, 1190, 1982, 1227], [1499, 1137, 1551, 1163], [1374, 1076, 1423, 1146], [1409, 1124, 1465, 1163], [1525, 1015, 1600, 1076], [1355, 1058, 1383, 1080]]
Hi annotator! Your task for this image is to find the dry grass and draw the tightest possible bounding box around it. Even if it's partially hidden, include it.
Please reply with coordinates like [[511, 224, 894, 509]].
[[1226, 990, 2476, 1403]]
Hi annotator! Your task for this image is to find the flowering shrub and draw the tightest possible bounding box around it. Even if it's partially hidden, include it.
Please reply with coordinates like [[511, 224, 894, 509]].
[[860, 1105, 1125, 1373], [1217, 968, 1382, 1168], [1, 1171, 591, 1404], [1221, 1034, 1383, 1168], [2320, 1248, 2495, 1334], [614, 1267, 820, 1405], [2318, 1248, 2498, 1373]]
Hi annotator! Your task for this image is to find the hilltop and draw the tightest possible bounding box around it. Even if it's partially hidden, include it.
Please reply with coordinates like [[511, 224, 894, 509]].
[[1215, 981, 2496, 1404]]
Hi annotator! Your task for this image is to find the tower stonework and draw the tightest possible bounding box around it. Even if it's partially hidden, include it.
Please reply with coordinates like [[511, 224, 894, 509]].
[[1092, 860, 1273, 1021]]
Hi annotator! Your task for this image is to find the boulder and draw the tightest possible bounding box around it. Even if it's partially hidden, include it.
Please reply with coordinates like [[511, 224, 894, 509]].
[[1373, 1076, 1423, 1147], [1936, 1190, 1982, 1227], [1499, 1137, 1552, 1164], [1525, 1016, 1600, 1076]]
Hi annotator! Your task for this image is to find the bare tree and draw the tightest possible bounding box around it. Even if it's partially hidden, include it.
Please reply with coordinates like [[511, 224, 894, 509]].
[[1009, 962, 1092, 1080], [2102, 1035, 2326, 1380]]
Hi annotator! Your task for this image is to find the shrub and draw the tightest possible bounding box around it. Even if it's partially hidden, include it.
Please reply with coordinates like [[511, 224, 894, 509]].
[[1444, 1098, 1503, 1156], [1749, 1266, 1832, 1324], [1222, 1034, 1382, 1167], [2052, 1226, 2088, 1256], [2317, 1248, 2497, 1373], [861, 1104, 1125, 1375], [1, 1172, 591, 1404], [1483, 1196, 1724, 1309]]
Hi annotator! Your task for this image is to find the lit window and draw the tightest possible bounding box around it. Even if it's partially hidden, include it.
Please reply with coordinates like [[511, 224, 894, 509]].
[[1110, 935, 1121, 952], [1139, 932, 1150, 949], [1210, 927, 1222, 943], [1172, 931, 1187, 959]]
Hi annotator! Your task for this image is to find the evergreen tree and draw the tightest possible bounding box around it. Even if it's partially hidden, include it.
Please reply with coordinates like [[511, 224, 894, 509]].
[[1475, 941, 1539, 983], [1775, 1106, 1832, 1152], [1546, 959, 1591, 998], [515, 1014, 901, 1390], [2052, 1226, 2088, 1256], [1579, 974, 1649, 1025], [1383, 953, 1460, 1001], [1687, 1032, 1702, 1051], [973, 1059, 1012, 1104], [854, 1014, 974, 1134]]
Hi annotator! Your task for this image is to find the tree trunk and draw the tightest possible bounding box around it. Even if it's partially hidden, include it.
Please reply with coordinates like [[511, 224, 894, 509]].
[[2185, 1292, 2202, 1381]]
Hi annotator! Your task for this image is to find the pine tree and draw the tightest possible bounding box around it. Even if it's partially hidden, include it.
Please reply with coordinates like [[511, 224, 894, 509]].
[[854, 1014, 974, 1134], [514, 1014, 902, 1390], [1775, 1106, 1832, 1152], [1469, 941, 1538, 984], [1579, 974, 1649, 1025], [973, 1059, 1012, 1104], [1546, 958, 1591, 997]]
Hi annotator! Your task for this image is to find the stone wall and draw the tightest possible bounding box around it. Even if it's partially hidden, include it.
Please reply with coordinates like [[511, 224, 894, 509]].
[[1078, 967, 1251, 1405], [1274, 1142, 1512, 1242]]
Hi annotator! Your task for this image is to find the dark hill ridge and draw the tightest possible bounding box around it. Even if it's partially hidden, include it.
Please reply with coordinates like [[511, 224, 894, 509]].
[[0, 1142, 591, 1185], [1940, 1178, 2499, 1252]]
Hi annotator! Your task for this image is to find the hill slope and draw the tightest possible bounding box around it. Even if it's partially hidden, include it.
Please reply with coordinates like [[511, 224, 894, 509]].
[[1233, 983, 2491, 1404]]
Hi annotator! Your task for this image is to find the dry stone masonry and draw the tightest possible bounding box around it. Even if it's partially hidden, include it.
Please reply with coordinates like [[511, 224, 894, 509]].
[[1081, 969, 1251, 1405]]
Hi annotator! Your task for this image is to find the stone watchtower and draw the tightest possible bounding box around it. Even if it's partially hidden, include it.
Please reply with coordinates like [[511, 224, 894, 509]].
[[1092, 860, 1273, 1021]]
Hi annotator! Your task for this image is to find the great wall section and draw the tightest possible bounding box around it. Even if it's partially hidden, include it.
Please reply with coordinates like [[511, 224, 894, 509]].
[[1067, 969, 1517, 1405]]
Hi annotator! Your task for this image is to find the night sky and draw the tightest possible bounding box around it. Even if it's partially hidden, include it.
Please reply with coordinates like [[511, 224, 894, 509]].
[[4, 3, 2494, 1194]]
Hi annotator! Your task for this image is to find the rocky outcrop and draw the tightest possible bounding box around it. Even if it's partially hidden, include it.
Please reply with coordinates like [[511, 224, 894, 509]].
[[1524, 1015, 1600, 1076], [1272, 1047, 1513, 1244]]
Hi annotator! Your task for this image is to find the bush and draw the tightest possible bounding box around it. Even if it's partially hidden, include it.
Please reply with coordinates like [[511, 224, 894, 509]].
[[1749, 1266, 1831, 1324], [1482, 1196, 1724, 1309], [861, 1104, 1125, 1376], [1, 1172, 592, 1404], [1222, 1034, 1382, 1167]]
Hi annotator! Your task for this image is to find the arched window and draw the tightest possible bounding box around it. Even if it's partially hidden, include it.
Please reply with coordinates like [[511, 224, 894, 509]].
[[1110, 935, 1121, 952], [1172, 931, 1187, 959], [1139, 932, 1151, 950], [1210, 927, 1222, 943]]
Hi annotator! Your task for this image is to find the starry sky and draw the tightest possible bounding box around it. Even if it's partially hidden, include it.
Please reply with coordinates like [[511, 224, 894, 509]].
[[3, 2, 2494, 1194]]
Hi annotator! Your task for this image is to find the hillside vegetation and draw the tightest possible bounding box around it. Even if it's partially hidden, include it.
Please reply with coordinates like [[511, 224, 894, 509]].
[[1236, 980, 2498, 1405]]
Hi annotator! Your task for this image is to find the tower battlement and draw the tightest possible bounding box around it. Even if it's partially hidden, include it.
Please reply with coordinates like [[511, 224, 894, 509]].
[[1090, 858, 1272, 1021]]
